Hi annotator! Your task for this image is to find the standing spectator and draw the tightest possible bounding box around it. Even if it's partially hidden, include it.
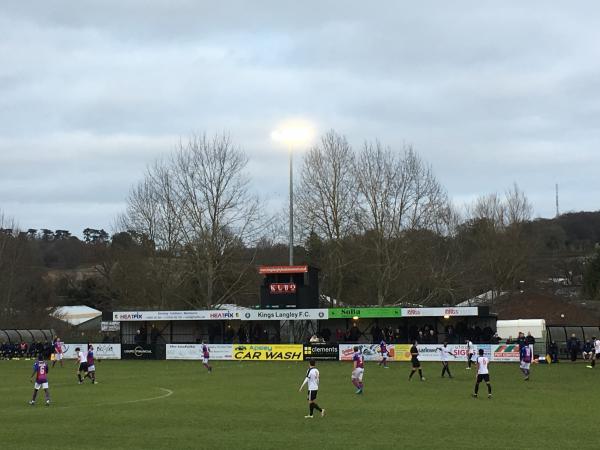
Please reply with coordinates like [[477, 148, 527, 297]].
[[548, 341, 559, 363], [567, 334, 580, 362], [150, 325, 159, 344], [370, 323, 382, 344], [237, 326, 247, 344], [386, 326, 394, 344], [335, 328, 344, 343], [349, 324, 360, 342], [582, 340, 593, 361], [525, 332, 535, 348], [516, 332, 527, 349], [428, 329, 436, 344], [321, 328, 331, 343]]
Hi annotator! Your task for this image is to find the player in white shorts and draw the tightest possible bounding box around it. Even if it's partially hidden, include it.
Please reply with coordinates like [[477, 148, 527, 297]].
[[52, 337, 64, 368], [587, 336, 600, 369], [351, 346, 365, 394], [30, 354, 51, 406]]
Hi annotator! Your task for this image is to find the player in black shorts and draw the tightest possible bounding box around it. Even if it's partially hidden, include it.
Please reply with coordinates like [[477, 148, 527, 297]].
[[75, 347, 88, 384], [408, 341, 425, 381], [473, 349, 492, 399]]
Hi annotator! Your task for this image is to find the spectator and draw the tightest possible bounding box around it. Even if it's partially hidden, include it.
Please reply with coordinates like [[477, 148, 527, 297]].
[[567, 334, 580, 362], [429, 329, 436, 344], [386, 326, 394, 344], [335, 328, 344, 343], [525, 332, 535, 347], [582, 340, 593, 361], [506, 335, 514, 344], [393, 328, 402, 343], [237, 326, 247, 344], [370, 324, 382, 344], [516, 332, 527, 349], [549, 341, 559, 363], [349, 324, 360, 342], [309, 334, 320, 344], [150, 325, 160, 344], [321, 328, 331, 343], [491, 333, 500, 344]]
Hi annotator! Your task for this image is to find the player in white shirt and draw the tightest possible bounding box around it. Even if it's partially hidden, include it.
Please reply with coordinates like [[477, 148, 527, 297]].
[[75, 347, 88, 384], [299, 360, 325, 418], [587, 336, 600, 369], [466, 340, 476, 370], [437, 341, 456, 378], [472, 349, 492, 399]]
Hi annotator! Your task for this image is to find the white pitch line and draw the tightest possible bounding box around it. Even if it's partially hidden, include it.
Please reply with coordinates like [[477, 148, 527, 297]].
[[101, 387, 174, 406], [4, 387, 174, 412]]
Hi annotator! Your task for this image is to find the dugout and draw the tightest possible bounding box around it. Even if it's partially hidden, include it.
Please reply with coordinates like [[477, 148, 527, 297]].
[[0, 329, 54, 344], [547, 325, 600, 359]]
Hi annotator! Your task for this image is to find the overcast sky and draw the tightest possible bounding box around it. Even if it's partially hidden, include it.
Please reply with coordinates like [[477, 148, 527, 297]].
[[1, 1, 599, 235]]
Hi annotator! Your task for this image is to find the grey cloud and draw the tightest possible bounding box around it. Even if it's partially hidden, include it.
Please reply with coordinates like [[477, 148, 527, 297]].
[[1, 2, 599, 233]]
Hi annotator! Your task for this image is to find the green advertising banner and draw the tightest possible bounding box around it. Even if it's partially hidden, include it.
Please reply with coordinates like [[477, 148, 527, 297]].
[[328, 307, 401, 318]]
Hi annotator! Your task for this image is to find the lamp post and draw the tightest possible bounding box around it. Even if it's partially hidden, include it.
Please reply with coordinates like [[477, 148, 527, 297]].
[[271, 122, 313, 266], [288, 143, 294, 265]]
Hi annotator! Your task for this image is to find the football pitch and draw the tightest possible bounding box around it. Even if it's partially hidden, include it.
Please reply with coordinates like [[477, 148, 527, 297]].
[[1, 360, 598, 449]]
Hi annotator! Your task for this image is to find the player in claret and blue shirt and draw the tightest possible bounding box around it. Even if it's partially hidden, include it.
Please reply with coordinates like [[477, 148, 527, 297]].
[[351, 346, 365, 394], [30, 354, 51, 406], [378, 340, 389, 368], [201, 342, 212, 372], [85, 344, 98, 384]]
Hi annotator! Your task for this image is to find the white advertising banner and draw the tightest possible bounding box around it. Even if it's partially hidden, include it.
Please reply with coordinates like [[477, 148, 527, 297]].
[[113, 310, 237, 321], [338, 343, 398, 361], [415, 344, 493, 361], [61, 343, 121, 359], [166, 344, 233, 360], [401, 307, 478, 317], [238, 309, 328, 321]]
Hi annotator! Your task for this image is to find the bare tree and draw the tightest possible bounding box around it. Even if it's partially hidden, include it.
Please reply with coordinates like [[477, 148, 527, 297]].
[[465, 184, 534, 297], [121, 133, 263, 308], [354, 143, 450, 305], [296, 130, 357, 302]]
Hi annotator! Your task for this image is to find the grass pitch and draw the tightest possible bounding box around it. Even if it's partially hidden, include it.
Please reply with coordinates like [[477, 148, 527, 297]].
[[0, 359, 598, 449]]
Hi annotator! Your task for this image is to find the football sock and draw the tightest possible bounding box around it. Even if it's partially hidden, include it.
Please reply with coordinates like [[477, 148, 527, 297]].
[[45, 390, 50, 401], [487, 384, 492, 394], [418, 369, 423, 378], [78, 374, 82, 382], [313, 403, 322, 412], [309, 404, 314, 416], [409, 370, 415, 379], [474, 383, 479, 394], [32, 391, 38, 401]]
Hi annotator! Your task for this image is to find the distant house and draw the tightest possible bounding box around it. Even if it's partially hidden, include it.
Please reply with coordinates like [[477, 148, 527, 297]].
[[50, 306, 102, 331]]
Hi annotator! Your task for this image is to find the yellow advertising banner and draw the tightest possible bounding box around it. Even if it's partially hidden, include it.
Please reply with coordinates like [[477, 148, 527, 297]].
[[393, 344, 413, 361], [232, 344, 303, 361]]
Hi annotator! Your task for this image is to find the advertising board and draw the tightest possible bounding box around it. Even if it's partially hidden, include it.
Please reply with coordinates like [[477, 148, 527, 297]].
[[303, 344, 339, 360], [166, 344, 233, 360], [232, 344, 303, 361]]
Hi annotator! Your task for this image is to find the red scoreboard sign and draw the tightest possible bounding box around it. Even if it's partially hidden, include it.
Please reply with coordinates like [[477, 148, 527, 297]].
[[269, 283, 297, 294]]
